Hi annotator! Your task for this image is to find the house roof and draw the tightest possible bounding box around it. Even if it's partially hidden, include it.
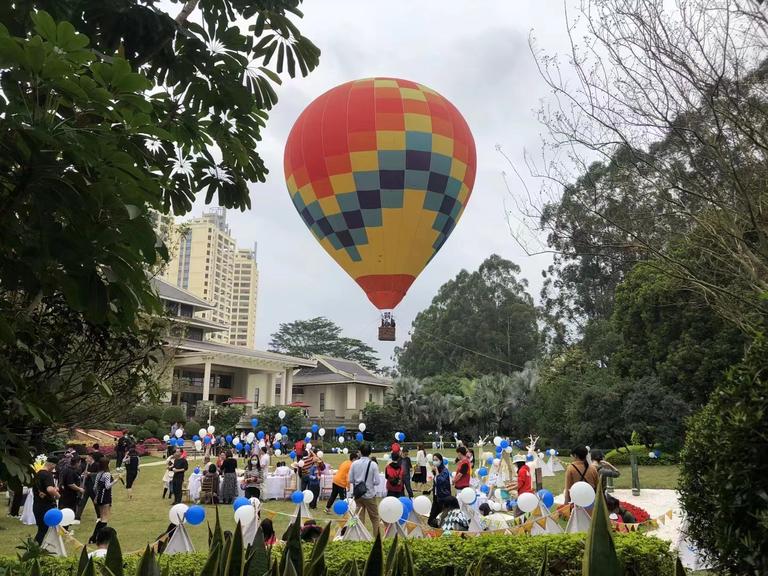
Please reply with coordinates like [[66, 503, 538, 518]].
[[293, 356, 390, 387], [174, 338, 317, 368], [152, 277, 214, 310]]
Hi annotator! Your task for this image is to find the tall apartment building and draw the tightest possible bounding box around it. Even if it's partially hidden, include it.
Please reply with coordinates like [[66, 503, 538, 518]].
[[162, 208, 258, 348]]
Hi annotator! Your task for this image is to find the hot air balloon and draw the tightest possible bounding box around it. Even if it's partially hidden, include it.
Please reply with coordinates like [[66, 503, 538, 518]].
[[284, 78, 476, 340]]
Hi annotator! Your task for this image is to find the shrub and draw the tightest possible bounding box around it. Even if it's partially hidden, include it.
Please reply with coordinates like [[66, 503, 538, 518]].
[[604, 445, 678, 466], [0, 533, 672, 576], [142, 419, 159, 433], [162, 406, 187, 425], [679, 335, 768, 575], [129, 406, 149, 424], [187, 419, 201, 435], [135, 427, 153, 441], [145, 405, 165, 422]]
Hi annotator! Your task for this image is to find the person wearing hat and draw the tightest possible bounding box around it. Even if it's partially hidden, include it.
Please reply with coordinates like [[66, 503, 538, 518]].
[[33, 456, 60, 544], [513, 455, 532, 495]]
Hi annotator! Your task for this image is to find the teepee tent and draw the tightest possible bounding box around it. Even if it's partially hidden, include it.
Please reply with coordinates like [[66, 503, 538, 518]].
[[565, 506, 592, 533], [41, 526, 67, 557], [337, 514, 373, 541], [164, 523, 195, 554]]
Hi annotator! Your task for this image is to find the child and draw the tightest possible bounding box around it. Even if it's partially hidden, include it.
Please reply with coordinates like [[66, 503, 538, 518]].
[[162, 454, 175, 499], [260, 518, 276, 546], [306, 456, 324, 509], [188, 466, 203, 504]]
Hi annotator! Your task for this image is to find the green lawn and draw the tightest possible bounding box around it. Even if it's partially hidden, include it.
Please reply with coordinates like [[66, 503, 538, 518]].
[[0, 455, 679, 557]]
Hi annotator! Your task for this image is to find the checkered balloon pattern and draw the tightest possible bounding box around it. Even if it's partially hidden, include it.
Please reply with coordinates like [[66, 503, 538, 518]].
[[284, 78, 476, 310]]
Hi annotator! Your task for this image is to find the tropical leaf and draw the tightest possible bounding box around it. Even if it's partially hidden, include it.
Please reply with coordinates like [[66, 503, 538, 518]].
[[224, 521, 245, 576], [200, 544, 221, 576], [136, 546, 161, 576], [674, 557, 687, 576], [582, 477, 624, 576], [304, 521, 330, 576], [362, 533, 383, 576], [77, 543, 90, 576], [279, 515, 303, 576], [384, 534, 398, 576], [105, 533, 124, 576], [246, 528, 270, 576], [536, 546, 548, 576]]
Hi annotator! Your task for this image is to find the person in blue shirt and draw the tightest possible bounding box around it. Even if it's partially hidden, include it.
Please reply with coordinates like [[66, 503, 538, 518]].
[[428, 453, 452, 528]]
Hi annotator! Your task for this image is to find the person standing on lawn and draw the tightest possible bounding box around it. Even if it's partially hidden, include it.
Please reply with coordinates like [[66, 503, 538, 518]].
[[89, 457, 122, 544], [385, 452, 406, 498], [325, 450, 358, 514], [564, 446, 599, 504], [513, 455, 533, 494], [413, 444, 428, 490], [453, 446, 472, 491], [428, 453, 452, 528], [349, 443, 381, 536], [58, 454, 85, 529], [33, 457, 60, 544], [123, 448, 140, 498], [400, 448, 414, 498], [171, 449, 188, 505], [76, 452, 101, 521]]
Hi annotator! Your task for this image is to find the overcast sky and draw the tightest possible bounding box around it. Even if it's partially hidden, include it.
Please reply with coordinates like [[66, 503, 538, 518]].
[[187, 1, 576, 366]]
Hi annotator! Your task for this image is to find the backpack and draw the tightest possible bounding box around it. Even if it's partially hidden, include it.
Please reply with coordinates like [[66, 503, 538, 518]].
[[353, 461, 374, 499]]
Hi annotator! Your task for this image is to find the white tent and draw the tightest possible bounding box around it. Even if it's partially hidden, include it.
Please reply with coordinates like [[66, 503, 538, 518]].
[[565, 506, 592, 533], [336, 514, 373, 542], [530, 503, 563, 535], [41, 527, 67, 557], [164, 523, 195, 555]]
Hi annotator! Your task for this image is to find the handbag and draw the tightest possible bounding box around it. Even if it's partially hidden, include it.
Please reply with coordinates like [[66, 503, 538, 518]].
[[353, 461, 373, 499]]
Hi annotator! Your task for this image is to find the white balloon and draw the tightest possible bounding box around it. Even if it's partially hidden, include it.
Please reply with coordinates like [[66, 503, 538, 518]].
[[194, 441, 202, 450], [570, 481, 596, 507], [306, 432, 312, 439], [246, 432, 255, 443], [275, 449, 282, 456], [274, 433, 283, 441], [278, 410, 286, 420], [316, 451, 324, 459], [163, 435, 170, 442], [169, 503, 189, 525], [60, 508, 75, 525], [199, 428, 208, 438], [648, 451, 656, 459], [458, 487, 476, 504], [207, 425, 215, 434], [413, 495, 432, 516], [504, 446, 513, 453], [234, 505, 255, 526], [378, 496, 404, 524], [489, 501, 501, 512], [306, 443, 313, 451], [358, 423, 366, 432], [338, 436, 345, 443], [303, 489, 314, 504], [393, 432, 401, 441], [426, 454, 433, 462], [249, 497, 261, 510], [492, 458, 501, 466], [342, 448, 348, 454], [494, 489, 503, 500], [233, 437, 241, 445], [259, 440, 266, 449], [517, 492, 539, 513], [175, 429, 184, 438], [493, 436, 502, 447], [318, 428, 326, 437]]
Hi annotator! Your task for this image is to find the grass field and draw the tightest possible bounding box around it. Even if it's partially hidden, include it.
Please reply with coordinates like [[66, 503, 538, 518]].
[[0, 455, 680, 557]]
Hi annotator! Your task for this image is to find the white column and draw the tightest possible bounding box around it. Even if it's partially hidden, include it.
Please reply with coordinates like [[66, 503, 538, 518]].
[[202, 360, 212, 402], [285, 368, 294, 404], [266, 372, 276, 406], [346, 383, 356, 410]]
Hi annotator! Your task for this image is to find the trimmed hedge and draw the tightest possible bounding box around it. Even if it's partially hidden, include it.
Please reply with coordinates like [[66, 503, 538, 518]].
[[0, 533, 673, 576], [604, 445, 678, 466]]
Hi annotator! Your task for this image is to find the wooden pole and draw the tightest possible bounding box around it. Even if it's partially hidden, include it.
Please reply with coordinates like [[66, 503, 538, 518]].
[[630, 453, 640, 496]]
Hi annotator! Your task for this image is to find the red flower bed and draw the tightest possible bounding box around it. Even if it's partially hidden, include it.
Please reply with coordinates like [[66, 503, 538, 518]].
[[619, 501, 650, 523]]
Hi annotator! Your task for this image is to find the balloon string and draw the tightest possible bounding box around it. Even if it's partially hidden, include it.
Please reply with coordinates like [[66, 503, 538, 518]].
[[416, 329, 527, 371]]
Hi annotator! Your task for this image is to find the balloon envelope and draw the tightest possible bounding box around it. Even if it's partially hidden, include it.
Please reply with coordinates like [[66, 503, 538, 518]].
[[413, 495, 431, 516], [378, 496, 404, 524], [517, 492, 539, 513], [44, 508, 63, 527], [186, 505, 206, 525], [284, 78, 476, 311], [570, 481, 596, 507]]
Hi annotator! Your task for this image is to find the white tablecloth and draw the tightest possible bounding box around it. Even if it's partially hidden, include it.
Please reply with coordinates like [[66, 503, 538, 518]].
[[258, 470, 387, 499]]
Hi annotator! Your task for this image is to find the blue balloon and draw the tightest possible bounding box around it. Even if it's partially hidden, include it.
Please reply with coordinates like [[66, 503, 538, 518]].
[[443, 458, 449, 467], [194, 467, 200, 474], [537, 489, 554, 509], [480, 484, 490, 494], [355, 432, 364, 442], [204, 436, 211, 444], [486, 456, 493, 466], [291, 491, 304, 504], [478, 467, 488, 477], [311, 424, 319, 434], [273, 441, 281, 451], [397, 432, 406, 442], [226, 434, 233, 443], [506, 500, 517, 511], [244, 444, 251, 452], [333, 500, 349, 515], [526, 454, 534, 462], [653, 449, 661, 458], [496, 446, 503, 454], [192, 435, 200, 442], [500, 439, 510, 449], [233, 497, 250, 511], [44, 508, 63, 527], [186, 505, 206, 525], [257, 431, 265, 440], [334, 427, 341, 436], [289, 450, 297, 460], [338, 426, 347, 435], [251, 418, 259, 427], [280, 425, 288, 435], [398, 496, 413, 514]]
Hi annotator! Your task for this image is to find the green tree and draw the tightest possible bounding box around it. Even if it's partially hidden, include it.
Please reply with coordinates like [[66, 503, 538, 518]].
[[268, 317, 380, 372], [255, 406, 305, 438], [361, 403, 403, 443], [621, 377, 688, 450], [0, 2, 317, 485], [679, 336, 768, 575], [612, 260, 747, 406], [210, 406, 246, 434], [395, 255, 540, 378]]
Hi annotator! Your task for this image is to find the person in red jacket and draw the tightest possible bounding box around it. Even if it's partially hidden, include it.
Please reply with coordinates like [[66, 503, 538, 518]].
[[453, 446, 472, 490], [513, 455, 532, 494], [385, 452, 406, 497]]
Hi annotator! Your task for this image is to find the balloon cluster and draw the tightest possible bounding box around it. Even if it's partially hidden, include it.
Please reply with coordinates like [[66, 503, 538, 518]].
[[168, 503, 206, 526]]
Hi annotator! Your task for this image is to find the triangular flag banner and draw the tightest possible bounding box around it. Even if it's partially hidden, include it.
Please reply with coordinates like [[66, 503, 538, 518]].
[[41, 527, 67, 557], [565, 506, 592, 533], [164, 523, 195, 555], [667, 510, 674, 519]]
